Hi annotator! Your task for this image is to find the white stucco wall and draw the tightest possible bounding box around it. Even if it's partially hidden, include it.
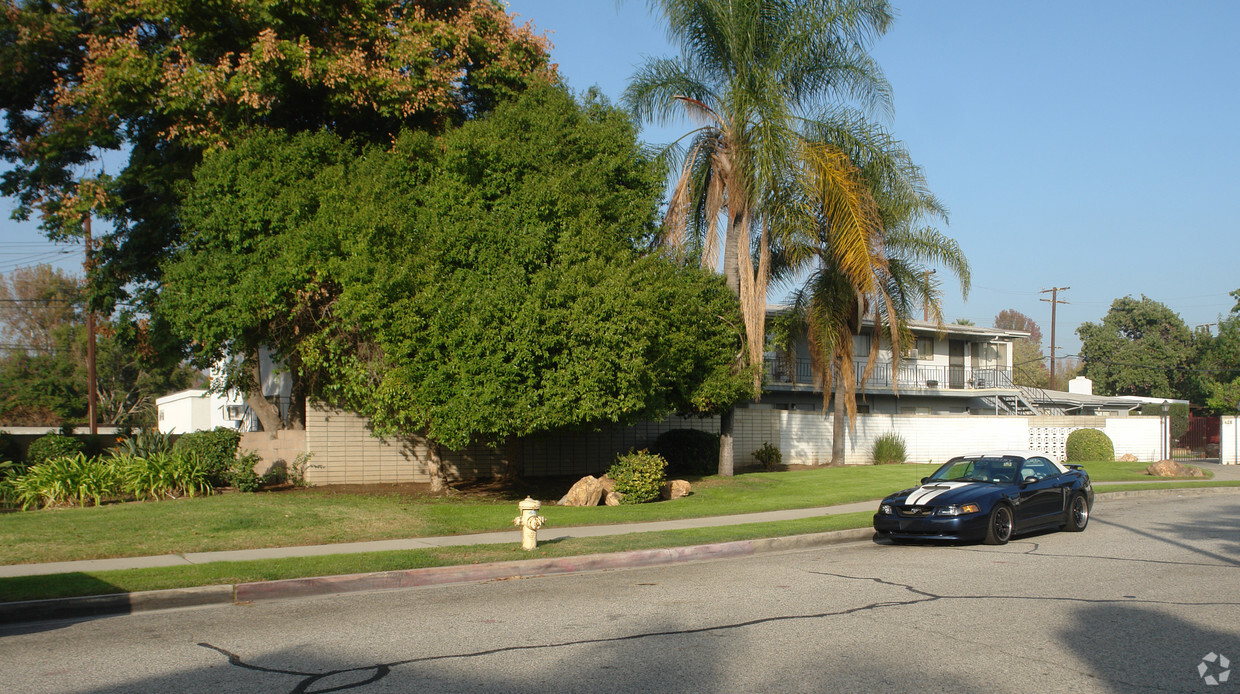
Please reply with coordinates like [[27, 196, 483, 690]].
[[1222, 416, 1239, 466], [778, 411, 1162, 465], [155, 390, 211, 434]]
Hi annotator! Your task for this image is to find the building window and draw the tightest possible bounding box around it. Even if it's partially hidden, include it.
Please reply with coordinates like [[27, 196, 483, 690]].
[[853, 334, 870, 358], [916, 337, 933, 360]]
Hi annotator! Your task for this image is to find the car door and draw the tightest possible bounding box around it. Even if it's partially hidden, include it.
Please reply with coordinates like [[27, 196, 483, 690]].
[[1016, 457, 1067, 527]]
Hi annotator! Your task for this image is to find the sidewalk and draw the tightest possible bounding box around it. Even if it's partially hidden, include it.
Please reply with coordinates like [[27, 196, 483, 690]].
[[5, 462, 1239, 579]]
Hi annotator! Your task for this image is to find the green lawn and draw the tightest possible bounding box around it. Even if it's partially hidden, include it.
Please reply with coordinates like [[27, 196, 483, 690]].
[[0, 465, 936, 565]]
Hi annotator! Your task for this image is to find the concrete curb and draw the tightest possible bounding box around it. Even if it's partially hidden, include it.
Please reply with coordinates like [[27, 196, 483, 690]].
[[4, 486, 1239, 625], [232, 526, 876, 605], [0, 585, 234, 624]]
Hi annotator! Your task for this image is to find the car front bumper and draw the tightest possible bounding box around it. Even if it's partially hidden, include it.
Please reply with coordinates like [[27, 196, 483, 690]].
[[873, 511, 989, 541]]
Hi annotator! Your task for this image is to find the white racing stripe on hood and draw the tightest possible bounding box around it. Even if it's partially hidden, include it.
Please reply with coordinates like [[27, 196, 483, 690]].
[[905, 481, 975, 506]]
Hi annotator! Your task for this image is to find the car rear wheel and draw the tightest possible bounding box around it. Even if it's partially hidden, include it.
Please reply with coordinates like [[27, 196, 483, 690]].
[[983, 503, 1013, 545], [1064, 493, 1089, 532]]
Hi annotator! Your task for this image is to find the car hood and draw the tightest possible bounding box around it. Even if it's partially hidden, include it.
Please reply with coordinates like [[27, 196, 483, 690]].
[[885, 481, 997, 506]]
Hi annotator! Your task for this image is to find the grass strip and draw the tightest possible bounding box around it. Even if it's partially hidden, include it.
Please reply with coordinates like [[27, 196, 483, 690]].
[[0, 512, 875, 602]]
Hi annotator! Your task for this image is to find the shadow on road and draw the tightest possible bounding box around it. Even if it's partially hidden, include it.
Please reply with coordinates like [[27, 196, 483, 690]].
[[1062, 602, 1240, 692]]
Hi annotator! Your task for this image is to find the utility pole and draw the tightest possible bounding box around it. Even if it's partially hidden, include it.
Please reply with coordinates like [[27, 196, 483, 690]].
[[84, 215, 98, 435], [1040, 286, 1069, 390]]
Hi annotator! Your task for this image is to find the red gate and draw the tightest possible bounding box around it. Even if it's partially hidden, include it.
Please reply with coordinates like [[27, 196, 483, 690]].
[[1173, 416, 1221, 461]]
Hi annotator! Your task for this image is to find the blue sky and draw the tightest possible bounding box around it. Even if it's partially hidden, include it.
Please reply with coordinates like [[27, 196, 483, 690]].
[[504, 0, 1240, 355], [3, 0, 1238, 357]]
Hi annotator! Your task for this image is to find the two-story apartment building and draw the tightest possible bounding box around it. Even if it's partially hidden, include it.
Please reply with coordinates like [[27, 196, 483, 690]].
[[763, 315, 1139, 416]]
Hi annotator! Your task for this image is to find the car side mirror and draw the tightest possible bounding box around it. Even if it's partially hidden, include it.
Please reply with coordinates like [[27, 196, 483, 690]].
[[1022, 476, 1038, 486], [920, 477, 929, 484]]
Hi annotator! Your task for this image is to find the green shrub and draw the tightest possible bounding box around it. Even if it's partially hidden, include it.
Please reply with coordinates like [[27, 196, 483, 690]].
[[607, 450, 668, 504], [10, 453, 119, 509], [649, 429, 719, 476], [26, 434, 85, 466], [231, 453, 264, 492], [115, 451, 214, 500], [871, 433, 907, 465], [116, 429, 177, 459], [0, 460, 19, 507], [1066, 428, 1114, 462], [173, 427, 241, 486], [753, 442, 782, 470], [287, 452, 318, 488]]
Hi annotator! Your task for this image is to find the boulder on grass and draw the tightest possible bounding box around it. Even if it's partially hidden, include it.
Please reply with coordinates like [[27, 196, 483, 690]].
[[1145, 460, 1205, 478], [558, 476, 604, 506], [660, 479, 692, 500], [598, 474, 616, 493], [604, 491, 623, 506], [1118, 454, 1139, 463]]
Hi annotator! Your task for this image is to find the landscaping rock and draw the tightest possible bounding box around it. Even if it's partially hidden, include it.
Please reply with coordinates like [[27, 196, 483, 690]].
[[598, 474, 616, 493], [604, 491, 623, 506], [660, 479, 692, 500], [1145, 460, 1205, 478], [558, 476, 604, 506], [1118, 454, 1139, 462]]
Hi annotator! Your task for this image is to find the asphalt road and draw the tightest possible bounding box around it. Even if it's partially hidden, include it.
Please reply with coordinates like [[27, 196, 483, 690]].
[[3, 493, 1240, 693]]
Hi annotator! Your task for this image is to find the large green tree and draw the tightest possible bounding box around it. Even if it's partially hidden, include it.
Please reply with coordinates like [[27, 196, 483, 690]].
[[163, 85, 751, 484], [0, 0, 553, 305], [625, 0, 912, 474], [1188, 289, 1240, 414], [1077, 295, 1193, 399]]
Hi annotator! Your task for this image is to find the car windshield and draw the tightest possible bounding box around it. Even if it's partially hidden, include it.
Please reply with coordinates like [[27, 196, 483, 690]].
[[928, 457, 1021, 484]]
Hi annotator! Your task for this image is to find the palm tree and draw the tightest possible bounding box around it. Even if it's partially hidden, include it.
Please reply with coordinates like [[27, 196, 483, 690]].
[[784, 145, 970, 465], [626, 0, 898, 475]]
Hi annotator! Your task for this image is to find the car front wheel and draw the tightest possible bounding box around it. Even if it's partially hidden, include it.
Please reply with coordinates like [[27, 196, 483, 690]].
[[1064, 493, 1089, 532], [983, 503, 1014, 545]]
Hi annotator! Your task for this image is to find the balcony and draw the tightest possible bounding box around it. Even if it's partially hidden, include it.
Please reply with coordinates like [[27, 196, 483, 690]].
[[764, 356, 1014, 391]]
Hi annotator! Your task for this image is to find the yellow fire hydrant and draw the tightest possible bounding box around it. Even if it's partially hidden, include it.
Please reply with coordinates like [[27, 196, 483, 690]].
[[512, 497, 547, 551]]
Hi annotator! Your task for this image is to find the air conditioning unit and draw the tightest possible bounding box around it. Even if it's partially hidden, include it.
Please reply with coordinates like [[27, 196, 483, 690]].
[[225, 404, 247, 421], [907, 349, 919, 360]]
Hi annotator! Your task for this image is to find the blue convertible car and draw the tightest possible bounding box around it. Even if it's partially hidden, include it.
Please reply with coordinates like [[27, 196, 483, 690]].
[[873, 450, 1094, 545]]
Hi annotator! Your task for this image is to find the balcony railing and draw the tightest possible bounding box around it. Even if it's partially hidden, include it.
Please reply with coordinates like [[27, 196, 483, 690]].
[[764, 356, 1014, 391]]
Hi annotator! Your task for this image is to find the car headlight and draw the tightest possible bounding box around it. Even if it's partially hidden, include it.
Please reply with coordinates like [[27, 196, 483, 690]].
[[879, 503, 893, 515], [935, 503, 980, 517]]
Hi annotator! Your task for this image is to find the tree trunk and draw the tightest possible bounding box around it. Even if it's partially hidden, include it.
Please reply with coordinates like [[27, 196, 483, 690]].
[[830, 383, 847, 466], [245, 356, 282, 433], [722, 210, 744, 296], [285, 354, 307, 431], [718, 407, 735, 476], [426, 440, 446, 493]]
